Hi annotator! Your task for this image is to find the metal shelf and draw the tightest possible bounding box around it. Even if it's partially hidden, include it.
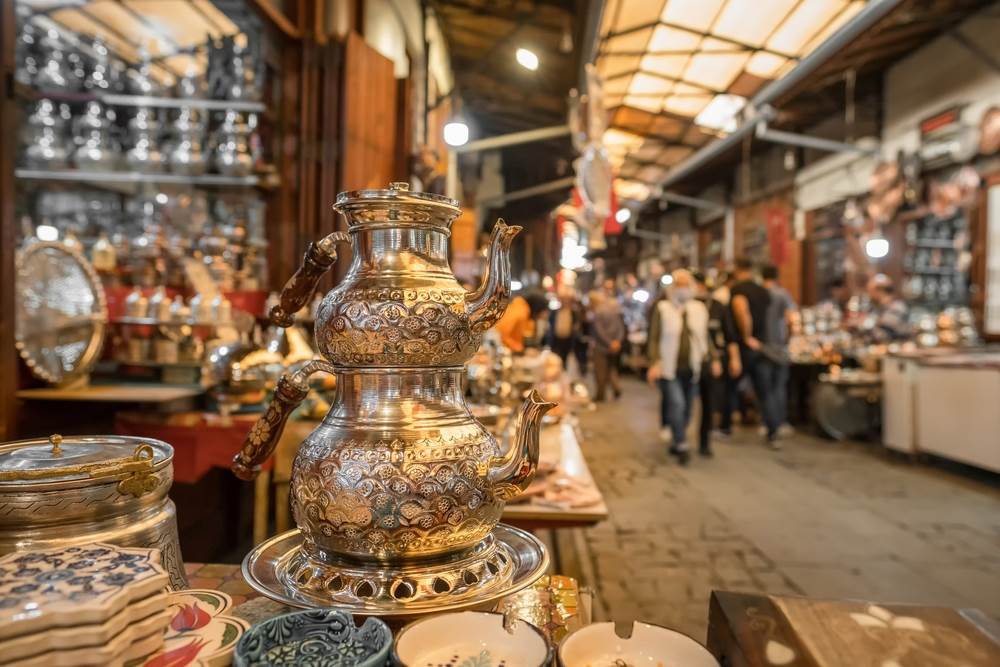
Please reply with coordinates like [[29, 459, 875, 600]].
[[102, 94, 265, 113], [909, 239, 956, 249], [16, 169, 260, 190], [903, 267, 961, 275], [21, 85, 266, 113]]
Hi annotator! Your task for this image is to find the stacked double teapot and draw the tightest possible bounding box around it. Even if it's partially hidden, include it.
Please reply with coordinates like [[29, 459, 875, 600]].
[[232, 183, 553, 612]]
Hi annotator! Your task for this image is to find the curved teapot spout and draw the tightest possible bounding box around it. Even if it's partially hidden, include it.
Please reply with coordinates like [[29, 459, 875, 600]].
[[487, 390, 556, 501], [466, 220, 522, 332]]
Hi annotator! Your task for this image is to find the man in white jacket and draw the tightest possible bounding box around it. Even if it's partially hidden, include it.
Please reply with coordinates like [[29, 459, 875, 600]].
[[646, 269, 710, 465]]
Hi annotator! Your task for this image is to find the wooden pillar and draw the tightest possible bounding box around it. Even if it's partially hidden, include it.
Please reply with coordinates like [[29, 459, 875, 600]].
[[0, 0, 18, 440]]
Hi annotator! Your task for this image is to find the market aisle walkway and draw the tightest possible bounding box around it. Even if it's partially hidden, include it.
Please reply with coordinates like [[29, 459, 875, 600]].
[[573, 376, 1000, 641]]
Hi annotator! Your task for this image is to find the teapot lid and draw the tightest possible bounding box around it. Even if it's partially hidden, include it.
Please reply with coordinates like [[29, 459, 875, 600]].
[[334, 182, 460, 221]]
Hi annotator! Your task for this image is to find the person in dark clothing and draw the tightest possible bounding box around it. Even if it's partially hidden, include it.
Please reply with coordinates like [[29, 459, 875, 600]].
[[729, 258, 782, 449], [546, 289, 582, 370], [693, 272, 736, 457]]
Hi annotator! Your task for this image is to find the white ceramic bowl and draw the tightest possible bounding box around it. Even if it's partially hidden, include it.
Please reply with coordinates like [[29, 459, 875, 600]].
[[558, 621, 719, 667], [393, 611, 551, 667]]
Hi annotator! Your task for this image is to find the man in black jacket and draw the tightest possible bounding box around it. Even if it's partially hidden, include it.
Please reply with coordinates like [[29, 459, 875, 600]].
[[693, 272, 737, 457]]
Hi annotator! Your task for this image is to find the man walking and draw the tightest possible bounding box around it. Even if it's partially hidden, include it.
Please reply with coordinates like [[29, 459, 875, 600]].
[[693, 272, 735, 457], [761, 265, 795, 434], [647, 270, 710, 465], [729, 258, 782, 449], [590, 290, 624, 401]]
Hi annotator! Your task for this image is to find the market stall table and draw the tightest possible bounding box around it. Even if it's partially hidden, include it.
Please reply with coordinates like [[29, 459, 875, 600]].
[[502, 418, 609, 530], [707, 590, 1000, 666], [115, 411, 273, 547]]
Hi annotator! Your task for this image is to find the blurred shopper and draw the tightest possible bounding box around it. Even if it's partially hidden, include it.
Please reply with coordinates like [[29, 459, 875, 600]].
[[866, 274, 910, 341], [693, 272, 735, 457], [590, 290, 624, 402], [495, 291, 547, 353], [713, 272, 741, 435], [761, 265, 796, 434], [729, 258, 781, 449], [547, 288, 582, 371], [821, 277, 851, 315], [647, 270, 709, 465]]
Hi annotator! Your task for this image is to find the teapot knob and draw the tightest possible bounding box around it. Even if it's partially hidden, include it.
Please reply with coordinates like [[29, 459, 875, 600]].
[[390, 181, 409, 191]]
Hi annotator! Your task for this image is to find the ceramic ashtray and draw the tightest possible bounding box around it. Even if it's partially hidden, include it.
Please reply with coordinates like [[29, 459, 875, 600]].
[[136, 589, 250, 666], [233, 608, 391, 667], [557, 621, 719, 667], [393, 611, 551, 667]]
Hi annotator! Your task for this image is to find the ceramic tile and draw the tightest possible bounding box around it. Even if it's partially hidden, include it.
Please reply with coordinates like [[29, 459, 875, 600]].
[[0, 543, 169, 640]]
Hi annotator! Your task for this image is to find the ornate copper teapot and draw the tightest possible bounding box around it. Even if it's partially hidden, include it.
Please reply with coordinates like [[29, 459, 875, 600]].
[[233, 183, 554, 562]]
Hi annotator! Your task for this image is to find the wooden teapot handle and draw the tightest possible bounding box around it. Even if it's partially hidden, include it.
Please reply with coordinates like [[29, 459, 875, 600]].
[[269, 232, 351, 327], [232, 360, 332, 480]]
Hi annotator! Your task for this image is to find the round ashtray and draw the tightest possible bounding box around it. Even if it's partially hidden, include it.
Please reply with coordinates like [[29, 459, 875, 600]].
[[233, 609, 391, 667], [394, 611, 550, 667], [558, 621, 718, 666]]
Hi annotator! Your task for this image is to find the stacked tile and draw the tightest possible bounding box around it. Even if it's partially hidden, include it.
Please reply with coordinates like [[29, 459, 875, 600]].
[[0, 543, 170, 666]]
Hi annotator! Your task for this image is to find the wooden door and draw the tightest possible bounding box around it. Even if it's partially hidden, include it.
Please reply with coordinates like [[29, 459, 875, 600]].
[[340, 32, 398, 190]]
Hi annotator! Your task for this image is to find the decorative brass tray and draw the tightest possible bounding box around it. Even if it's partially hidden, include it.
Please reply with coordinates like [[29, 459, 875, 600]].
[[242, 524, 548, 620]]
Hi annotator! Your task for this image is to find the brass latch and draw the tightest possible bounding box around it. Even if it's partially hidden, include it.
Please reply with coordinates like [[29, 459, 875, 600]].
[[0, 439, 158, 498]]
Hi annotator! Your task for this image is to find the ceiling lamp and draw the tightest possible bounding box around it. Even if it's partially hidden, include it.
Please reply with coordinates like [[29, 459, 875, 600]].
[[443, 121, 469, 147], [865, 236, 890, 259], [516, 48, 539, 71]]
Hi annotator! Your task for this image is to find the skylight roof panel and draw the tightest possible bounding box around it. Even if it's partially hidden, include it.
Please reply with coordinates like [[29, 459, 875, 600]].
[[624, 95, 664, 113], [682, 52, 750, 90], [598, 54, 640, 80], [745, 51, 787, 78], [50, 8, 140, 62], [640, 53, 689, 79], [712, 0, 798, 48], [635, 141, 668, 160], [767, 0, 847, 55], [648, 115, 686, 139], [614, 0, 668, 32], [659, 146, 694, 165], [628, 72, 672, 96], [123, 0, 215, 46], [638, 164, 669, 182], [660, 0, 726, 32], [663, 94, 710, 117], [603, 27, 655, 56], [648, 24, 702, 52], [603, 75, 632, 96], [615, 179, 652, 200], [193, 0, 240, 35], [802, 1, 864, 53], [84, 2, 172, 55]]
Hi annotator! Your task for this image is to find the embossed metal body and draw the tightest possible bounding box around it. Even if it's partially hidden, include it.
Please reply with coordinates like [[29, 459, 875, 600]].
[[0, 435, 187, 589], [234, 184, 555, 572]]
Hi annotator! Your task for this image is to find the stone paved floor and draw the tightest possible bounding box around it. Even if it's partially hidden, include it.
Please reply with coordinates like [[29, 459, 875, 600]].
[[572, 377, 1000, 642]]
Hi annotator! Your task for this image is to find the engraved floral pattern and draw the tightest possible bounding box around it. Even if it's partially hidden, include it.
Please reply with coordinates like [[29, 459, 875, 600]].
[[290, 432, 504, 558], [315, 289, 482, 366]]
